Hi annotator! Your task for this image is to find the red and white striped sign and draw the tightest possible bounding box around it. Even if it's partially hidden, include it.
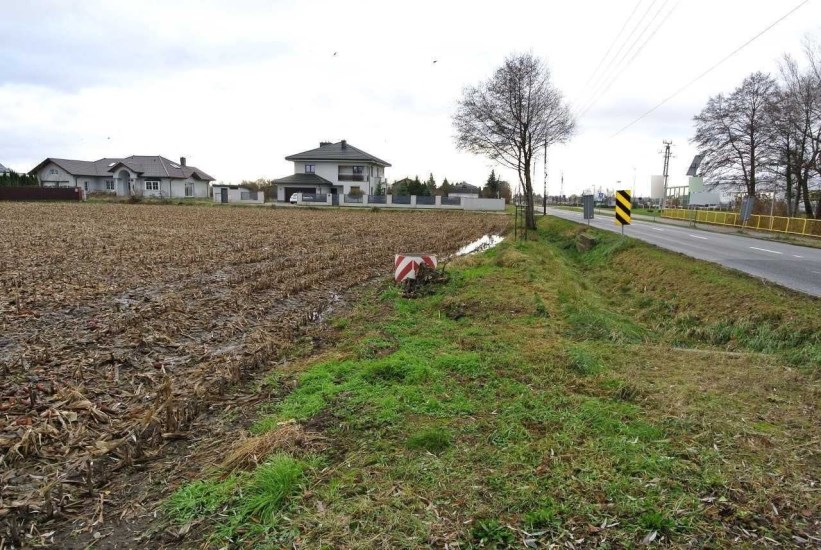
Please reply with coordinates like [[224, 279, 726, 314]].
[[394, 254, 437, 282]]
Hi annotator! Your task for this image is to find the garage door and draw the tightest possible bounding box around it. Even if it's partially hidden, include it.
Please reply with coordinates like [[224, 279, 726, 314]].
[[284, 187, 307, 201]]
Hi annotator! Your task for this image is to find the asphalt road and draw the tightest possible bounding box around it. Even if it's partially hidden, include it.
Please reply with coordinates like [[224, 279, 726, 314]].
[[545, 207, 821, 298]]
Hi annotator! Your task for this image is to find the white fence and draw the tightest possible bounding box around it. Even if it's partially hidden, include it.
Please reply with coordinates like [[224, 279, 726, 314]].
[[295, 194, 505, 212]]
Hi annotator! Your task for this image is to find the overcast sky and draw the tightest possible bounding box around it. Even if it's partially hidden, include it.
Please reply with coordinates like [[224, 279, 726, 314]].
[[2, 0, 820, 196]]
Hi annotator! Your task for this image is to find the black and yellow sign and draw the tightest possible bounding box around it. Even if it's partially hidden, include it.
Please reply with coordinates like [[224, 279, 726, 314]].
[[615, 190, 631, 225]]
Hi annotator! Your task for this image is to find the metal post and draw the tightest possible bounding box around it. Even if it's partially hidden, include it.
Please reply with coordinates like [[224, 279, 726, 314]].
[[660, 141, 672, 210], [543, 141, 549, 216]]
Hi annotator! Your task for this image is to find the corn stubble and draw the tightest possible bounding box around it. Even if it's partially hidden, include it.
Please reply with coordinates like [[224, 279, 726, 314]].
[[0, 202, 508, 544]]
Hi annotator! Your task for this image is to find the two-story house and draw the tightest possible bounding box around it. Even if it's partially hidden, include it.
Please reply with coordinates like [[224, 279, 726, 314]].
[[28, 155, 214, 198], [274, 140, 390, 201]]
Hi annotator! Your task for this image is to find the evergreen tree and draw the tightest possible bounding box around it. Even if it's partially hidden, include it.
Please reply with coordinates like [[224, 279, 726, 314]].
[[440, 177, 451, 196], [0, 170, 39, 187], [408, 176, 427, 196], [425, 173, 437, 196], [483, 169, 503, 198]]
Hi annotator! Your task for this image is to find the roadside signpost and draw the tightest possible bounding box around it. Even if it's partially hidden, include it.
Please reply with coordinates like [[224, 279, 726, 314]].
[[582, 194, 594, 225], [740, 197, 755, 223], [615, 190, 631, 236]]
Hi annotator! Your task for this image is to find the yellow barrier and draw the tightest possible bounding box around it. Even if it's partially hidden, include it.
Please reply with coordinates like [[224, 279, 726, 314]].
[[660, 209, 821, 238]]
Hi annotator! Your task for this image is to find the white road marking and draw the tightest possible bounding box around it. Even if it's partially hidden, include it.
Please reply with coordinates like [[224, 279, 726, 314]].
[[688, 234, 709, 240], [749, 246, 782, 255], [793, 255, 803, 258], [651, 227, 664, 232], [813, 271, 821, 275]]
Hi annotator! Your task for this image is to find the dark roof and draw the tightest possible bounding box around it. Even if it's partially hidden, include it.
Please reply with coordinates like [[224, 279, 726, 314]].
[[29, 156, 214, 181], [686, 154, 705, 177], [272, 173, 334, 186], [0, 163, 9, 173], [450, 183, 481, 193], [285, 141, 391, 167], [110, 156, 214, 181]]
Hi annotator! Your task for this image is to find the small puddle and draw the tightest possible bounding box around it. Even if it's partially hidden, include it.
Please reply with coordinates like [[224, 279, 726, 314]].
[[455, 234, 504, 256]]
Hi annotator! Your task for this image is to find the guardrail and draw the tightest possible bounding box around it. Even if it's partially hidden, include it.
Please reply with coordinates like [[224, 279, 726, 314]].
[[662, 209, 821, 238]]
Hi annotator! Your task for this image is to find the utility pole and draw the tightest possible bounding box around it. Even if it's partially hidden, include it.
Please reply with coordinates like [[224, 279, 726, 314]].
[[559, 171, 564, 205], [660, 141, 672, 210], [543, 142, 548, 215]]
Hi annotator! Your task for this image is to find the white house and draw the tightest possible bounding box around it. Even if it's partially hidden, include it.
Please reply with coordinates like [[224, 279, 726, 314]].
[[212, 184, 265, 204], [273, 140, 390, 202], [29, 156, 214, 199]]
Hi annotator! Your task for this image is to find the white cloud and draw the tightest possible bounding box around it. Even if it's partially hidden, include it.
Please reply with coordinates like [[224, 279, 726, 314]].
[[1, 0, 820, 195]]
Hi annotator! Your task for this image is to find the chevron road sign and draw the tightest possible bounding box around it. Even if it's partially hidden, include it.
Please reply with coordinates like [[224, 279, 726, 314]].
[[615, 190, 632, 226], [394, 254, 437, 282]]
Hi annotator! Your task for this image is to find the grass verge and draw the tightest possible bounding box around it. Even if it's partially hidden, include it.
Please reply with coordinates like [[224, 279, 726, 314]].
[[164, 216, 820, 547]]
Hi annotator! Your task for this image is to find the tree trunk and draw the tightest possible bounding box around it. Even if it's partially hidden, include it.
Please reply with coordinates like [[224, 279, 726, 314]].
[[523, 162, 536, 230], [800, 177, 813, 218], [785, 156, 793, 217], [793, 184, 802, 217]]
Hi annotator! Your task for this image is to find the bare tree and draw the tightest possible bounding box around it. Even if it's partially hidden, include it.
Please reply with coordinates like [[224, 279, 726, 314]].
[[692, 72, 778, 197], [801, 38, 821, 218], [453, 53, 575, 230], [775, 54, 821, 218]]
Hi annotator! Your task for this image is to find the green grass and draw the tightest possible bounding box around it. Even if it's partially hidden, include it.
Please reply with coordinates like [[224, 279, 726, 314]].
[[406, 427, 452, 454], [165, 454, 308, 544], [166, 215, 820, 547], [164, 476, 238, 522]]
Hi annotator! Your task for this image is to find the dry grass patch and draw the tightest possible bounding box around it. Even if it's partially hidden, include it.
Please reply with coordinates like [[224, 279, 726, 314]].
[[221, 420, 326, 474]]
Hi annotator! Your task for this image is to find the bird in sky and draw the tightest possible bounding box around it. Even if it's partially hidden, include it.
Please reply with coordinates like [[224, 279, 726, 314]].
[[333, 51, 338, 56], [433, 59, 438, 64]]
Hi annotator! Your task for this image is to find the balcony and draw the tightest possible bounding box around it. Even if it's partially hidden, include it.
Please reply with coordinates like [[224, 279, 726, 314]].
[[338, 174, 366, 182]]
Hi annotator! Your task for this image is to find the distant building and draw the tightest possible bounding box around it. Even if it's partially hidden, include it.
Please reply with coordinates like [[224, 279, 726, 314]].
[[212, 184, 265, 204], [273, 140, 390, 202], [28, 156, 214, 198], [448, 182, 481, 199], [392, 177, 414, 192], [0, 163, 10, 175]]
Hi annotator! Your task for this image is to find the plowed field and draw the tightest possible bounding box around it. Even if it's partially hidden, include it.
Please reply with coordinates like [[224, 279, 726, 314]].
[[0, 202, 508, 544]]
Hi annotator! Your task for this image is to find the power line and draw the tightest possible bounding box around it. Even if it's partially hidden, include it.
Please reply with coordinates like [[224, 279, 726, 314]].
[[577, 0, 672, 119], [623, 0, 681, 77], [581, 0, 680, 117], [580, 0, 644, 90], [572, 0, 647, 115], [575, 0, 663, 117], [610, 0, 811, 138]]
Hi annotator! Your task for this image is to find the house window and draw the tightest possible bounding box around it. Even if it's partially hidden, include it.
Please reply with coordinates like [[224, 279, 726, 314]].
[[305, 164, 315, 174], [352, 166, 364, 175], [185, 183, 194, 197], [49, 168, 57, 175], [145, 180, 160, 191], [350, 186, 360, 194], [105, 180, 115, 190], [84, 181, 89, 191]]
